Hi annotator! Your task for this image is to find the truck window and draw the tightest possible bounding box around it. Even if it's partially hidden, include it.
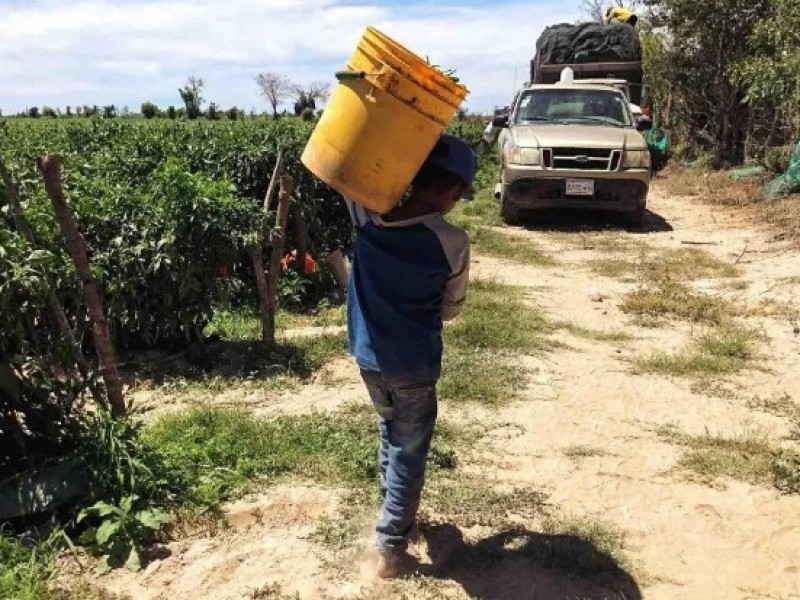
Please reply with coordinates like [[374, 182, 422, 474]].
[[515, 89, 632, 127]]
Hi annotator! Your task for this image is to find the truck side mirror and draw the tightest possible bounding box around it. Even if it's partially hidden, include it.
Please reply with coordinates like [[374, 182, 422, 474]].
[[636, 116, 653, 132], [492, 115, 509, 128]]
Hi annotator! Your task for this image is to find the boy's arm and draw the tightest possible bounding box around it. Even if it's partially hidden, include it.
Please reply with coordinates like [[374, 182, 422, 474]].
[[442, 238, 470, 322]]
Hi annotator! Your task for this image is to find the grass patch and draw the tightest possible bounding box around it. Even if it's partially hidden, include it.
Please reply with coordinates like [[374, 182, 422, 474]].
[[0, 535, 58, 600], [446, 280, 550, 354], [470, 228, 556, 266], [536, 515, 631, 577], [447, 192, 555, 266], [143, 404, 460, 513], [439, 349, 525, 404], [207, 306, 345, 341], [563, 445, 608, 460], [151, 332, 349, 398], [440, 280, 550, 404], [635, 327, 756, 378], [423, 480, 549, 528], [447, 191, 502, 229], [621, 281, 734, 325], [587, 258, 635, 279], [589, 247, 740, 282], [657, 426, 800, 493], [549, 231, 640, 253], [556, 322, 634, 343]]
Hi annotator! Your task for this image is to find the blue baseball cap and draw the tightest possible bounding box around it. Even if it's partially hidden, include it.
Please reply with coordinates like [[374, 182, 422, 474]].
[[424, 134, 477, 188]]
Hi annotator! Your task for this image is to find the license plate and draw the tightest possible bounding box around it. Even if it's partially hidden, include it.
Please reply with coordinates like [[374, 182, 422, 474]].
[[566, 179, 594, 196]]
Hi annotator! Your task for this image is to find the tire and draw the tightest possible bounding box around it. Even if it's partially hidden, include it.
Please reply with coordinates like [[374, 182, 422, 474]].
[[500, 193, 522, 225], [624, 205, 645, 229]]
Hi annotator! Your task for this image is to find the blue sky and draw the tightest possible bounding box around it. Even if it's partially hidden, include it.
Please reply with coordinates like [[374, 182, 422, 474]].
[[0, 0, 579, 114]]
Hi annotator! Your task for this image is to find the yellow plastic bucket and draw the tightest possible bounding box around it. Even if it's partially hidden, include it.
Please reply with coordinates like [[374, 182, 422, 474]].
[[301, 26, 468, 214], [358, 27, 467, 109]]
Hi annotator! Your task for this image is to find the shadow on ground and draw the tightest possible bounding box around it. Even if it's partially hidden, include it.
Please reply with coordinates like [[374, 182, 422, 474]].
[[519, 208, 673, 234], [121, 335, 345, 386], [419, 523, 642, 600]]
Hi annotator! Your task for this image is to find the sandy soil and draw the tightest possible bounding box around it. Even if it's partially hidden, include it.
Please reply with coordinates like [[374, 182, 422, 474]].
[[99, 182, 800, 600]]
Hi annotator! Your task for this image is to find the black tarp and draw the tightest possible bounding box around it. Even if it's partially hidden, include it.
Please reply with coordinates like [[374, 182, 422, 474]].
[[535, 23, 642, 66]]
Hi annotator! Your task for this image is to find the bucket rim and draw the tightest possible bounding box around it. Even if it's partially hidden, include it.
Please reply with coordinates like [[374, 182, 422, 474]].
[[363, 25, 469, 96]]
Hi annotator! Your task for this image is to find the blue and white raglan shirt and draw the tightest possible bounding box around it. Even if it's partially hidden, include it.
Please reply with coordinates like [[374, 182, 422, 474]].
[[346, 200, 470, 382]]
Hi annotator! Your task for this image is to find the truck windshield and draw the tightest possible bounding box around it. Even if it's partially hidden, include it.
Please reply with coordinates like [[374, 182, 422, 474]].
[[515, 88, 632, 127]]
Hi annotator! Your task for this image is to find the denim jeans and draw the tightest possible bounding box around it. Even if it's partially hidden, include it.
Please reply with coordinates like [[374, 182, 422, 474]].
[[360, 369, 438, 555]]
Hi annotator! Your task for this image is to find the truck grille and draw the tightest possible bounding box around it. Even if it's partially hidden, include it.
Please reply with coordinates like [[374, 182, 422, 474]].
[[542, 148, 622, 171]]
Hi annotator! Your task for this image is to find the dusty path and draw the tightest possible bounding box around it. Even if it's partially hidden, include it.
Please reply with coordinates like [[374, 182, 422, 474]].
[[102, 182, 800, 600]]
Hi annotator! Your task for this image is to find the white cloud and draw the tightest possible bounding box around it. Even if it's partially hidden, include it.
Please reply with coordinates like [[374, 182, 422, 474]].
[[0, 0, 577, 113]]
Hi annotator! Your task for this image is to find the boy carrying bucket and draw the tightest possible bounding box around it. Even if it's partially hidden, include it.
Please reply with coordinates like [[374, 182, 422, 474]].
[[346, 134, 476, 579]]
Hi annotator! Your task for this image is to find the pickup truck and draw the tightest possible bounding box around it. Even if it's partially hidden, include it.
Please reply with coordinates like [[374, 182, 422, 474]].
[[493, 80, 652, 226]]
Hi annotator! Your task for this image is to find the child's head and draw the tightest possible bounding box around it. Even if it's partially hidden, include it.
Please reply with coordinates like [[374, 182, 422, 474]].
[[408, 135, 476, 215]]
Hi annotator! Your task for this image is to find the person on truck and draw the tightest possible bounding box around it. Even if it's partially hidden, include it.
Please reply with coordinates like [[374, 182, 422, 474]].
[[346, 134, 476, 579]]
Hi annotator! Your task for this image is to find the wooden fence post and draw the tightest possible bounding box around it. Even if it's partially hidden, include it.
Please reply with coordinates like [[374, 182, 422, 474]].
[[37, 155, 126, 417], [0, 156, 109, 410], [263, 175, 294, 345]]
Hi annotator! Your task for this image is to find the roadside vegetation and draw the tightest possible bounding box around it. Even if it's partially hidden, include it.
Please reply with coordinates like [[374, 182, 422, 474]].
[[657, 425, 800, 494]]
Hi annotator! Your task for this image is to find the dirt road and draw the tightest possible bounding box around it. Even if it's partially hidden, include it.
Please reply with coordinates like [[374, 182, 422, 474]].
[[103, 181, 800, 600]]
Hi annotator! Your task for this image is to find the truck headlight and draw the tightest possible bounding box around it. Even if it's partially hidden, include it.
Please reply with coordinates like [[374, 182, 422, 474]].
[[623, 149, 651, 169], [508, 147, 541, 166]]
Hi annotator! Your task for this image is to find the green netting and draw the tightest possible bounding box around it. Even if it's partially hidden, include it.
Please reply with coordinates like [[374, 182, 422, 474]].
[[759, 139, 800, 200], [647, 124, 669, 172]]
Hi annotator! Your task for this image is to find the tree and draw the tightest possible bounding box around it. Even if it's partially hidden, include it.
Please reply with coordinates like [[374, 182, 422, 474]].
[[732, 0, 800, 141], [42, 106, 58, 118], [103, 105, 117, 119], [141, 102, 159, 119], [580, 0, 614, 22], [640, 0, 770, 166], [178, 76, 204, 120], [255, 72, 293, 117], [166, 106, 177, 120], [27, 106, 40, 118], [207, 102, 220, 120], [294, 81, 331, 107], [226, 106, 242, 120], [65, 106, 73, 117]]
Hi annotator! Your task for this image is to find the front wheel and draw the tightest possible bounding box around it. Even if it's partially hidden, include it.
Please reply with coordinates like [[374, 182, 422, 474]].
[[501, 193, 522, 225], [624, 205, 645, 229]]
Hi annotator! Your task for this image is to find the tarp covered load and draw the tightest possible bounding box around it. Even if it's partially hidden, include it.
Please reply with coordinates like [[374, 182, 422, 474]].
[[535, 23, 642, 66], [759, 139, 800, 201]]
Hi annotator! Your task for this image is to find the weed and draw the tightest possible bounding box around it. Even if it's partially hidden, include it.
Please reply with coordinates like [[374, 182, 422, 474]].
[[563, 445, 608, 460], [636, 327, 756, 378], [587, 258, 636, 279], [621, 282, 733, 325], [773, 449, 800, 494], [657, 426, 800, 493], [77, 497, 170, 573], [0, 534, 58, 600], [206, 309, 262, 341], [555, 322, 634, 343]]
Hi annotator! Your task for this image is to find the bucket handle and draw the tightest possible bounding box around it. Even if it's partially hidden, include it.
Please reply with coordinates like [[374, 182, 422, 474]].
[[335, 70, 367, 81]]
